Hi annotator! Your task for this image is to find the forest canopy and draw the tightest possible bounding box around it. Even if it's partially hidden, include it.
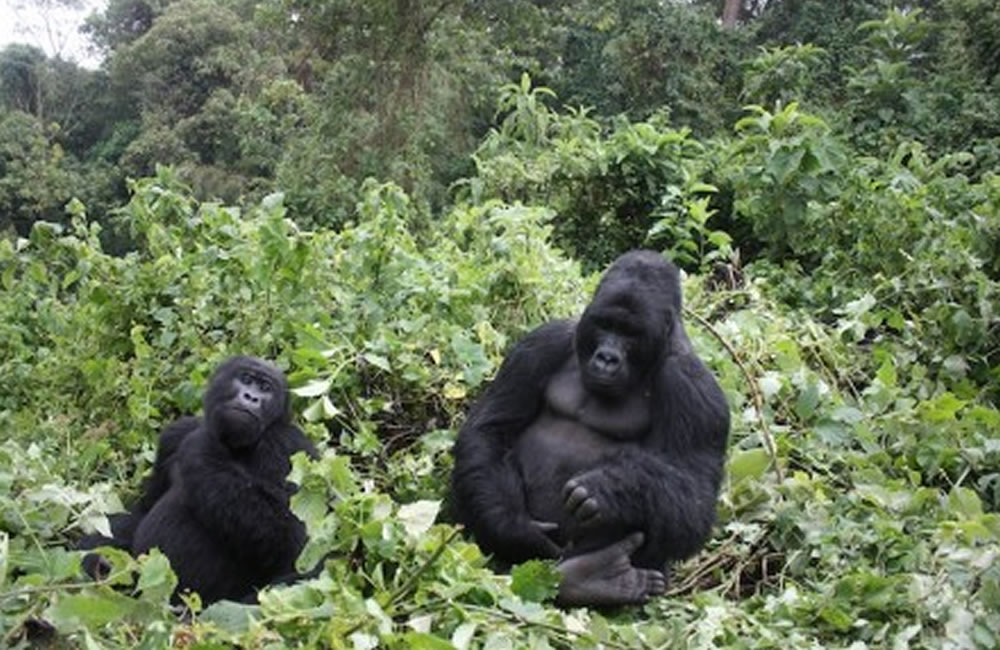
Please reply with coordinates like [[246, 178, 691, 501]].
[[1, 0, 998, 647]]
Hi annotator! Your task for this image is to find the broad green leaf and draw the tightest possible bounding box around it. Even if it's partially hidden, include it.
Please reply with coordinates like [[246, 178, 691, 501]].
[[830, 406, 863, 424], [795, 382, 820, 420], [46, 590, 137, 632], [199, 600, 260, 634], [303, 395, 340, 422], [398, 500, 441, 539], [728, 449, 771, 485], [759, 372, 782, 399], [920, 393, 967, 422], [452, 623, 477, 650], [363, 353, 392, 371], [137, 549, 177, 601], [292, 378, 332, 397], [947, 487, 983, 519]]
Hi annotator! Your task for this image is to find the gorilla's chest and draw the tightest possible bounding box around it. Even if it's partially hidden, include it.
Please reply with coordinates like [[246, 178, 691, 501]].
[[512, 366, 651, 524], [515, 411, 620, 475], [544, 361, 651, 439]]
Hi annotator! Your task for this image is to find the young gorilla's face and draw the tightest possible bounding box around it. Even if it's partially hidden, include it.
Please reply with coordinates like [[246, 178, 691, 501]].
[[206, 357, 288, 449]]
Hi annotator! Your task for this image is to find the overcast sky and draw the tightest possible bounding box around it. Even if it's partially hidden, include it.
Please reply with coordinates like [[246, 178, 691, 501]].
[[0, 0, 107, 67]]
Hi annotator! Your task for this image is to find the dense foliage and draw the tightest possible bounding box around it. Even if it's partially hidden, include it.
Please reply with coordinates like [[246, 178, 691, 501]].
[[1, 0, 998, 648]]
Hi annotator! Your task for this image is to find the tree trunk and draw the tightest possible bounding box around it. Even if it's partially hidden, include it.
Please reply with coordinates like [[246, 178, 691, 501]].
[[722, 0, 741, 28]]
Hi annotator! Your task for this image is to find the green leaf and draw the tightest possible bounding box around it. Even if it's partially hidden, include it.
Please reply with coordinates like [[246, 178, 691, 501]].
[[137, 549, 177, 601], [795, 382, 821, 420], [510, 560, 560, 603], [451, 623, 477, 650], [397, 500, 441, 539], [942, 355, 968, 378], [292, 378, 332, 397], [260, 192, 286, 213], [303, 395, 341, 422], [818, 603, 853, 631], [46, 590, 138, 633], [767, 147, 805, 184], [920, 393, 967, 422], [759, 372, 782, 399], [401, 633, 457, 650], [199, 600, 260, 634], [830, 406, 863, 424], [728, 449, 771, 485], [876, 359, 897, 388], [947, 487, 983, 519], [362, 353, 391, 371]]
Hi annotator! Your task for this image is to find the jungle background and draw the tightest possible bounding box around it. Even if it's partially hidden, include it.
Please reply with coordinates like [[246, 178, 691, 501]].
[[1, 0, 999, 647]]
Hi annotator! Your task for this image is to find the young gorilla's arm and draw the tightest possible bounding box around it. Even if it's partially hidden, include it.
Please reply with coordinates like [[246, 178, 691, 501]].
[[177, 431, 305, 565], [137, 416, 201, 511], [78, 416, 202, 578], [451, 320, 576, 562]]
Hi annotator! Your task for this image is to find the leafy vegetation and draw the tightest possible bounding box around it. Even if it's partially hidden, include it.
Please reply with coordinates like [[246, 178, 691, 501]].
[[1, 0, 998, 647]]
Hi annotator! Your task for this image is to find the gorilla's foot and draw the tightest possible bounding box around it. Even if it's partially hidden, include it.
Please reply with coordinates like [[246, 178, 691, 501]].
[[555, 532, 667, 607]]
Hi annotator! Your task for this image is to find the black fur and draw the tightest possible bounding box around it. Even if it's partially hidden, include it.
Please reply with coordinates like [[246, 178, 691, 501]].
[[451, 251, 729, 576], [80, 357, 318, 603]]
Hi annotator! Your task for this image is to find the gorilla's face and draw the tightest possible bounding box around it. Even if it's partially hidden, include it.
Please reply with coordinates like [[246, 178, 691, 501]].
[[205, 357, 288, 450], [576, 304, 655, 399], [575, 252, 679, 400]]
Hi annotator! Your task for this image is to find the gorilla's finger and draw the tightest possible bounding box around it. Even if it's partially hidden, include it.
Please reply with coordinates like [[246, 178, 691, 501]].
[[575, 497, 600, 522], [531, 519, 559, 533], [561, 477, 581, 501], [646, 571, 667, 595], [535, 532, 563, 558], [564, 484, 590, 512], [613, 531, 645, 556]]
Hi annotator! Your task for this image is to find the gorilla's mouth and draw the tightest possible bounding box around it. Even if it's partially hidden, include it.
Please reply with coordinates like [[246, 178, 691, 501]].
[[223, 405, 260, 423], [582, 372, 629, 400], [584, 368, 623, 388], [587, 368, 620, 382]]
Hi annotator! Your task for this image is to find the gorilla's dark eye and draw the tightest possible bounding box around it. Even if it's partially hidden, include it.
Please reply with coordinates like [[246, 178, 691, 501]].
[[239, 371, 252, 384], [259, 380, 273, 393], [616, 322, 639, 337], [600, 318, 636, 338]]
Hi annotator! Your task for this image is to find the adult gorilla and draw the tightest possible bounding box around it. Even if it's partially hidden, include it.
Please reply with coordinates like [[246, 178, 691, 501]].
[[80, 356, 318, 603], [451, 250, 729, 607]]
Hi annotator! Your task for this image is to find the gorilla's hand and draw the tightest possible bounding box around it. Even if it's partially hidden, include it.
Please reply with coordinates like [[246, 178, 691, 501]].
[[562, 470, 610, 527], [511, 516, 563, 559], [81, 551, 113, 581]]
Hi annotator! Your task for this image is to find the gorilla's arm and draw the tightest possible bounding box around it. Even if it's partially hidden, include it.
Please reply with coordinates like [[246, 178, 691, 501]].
[[78, 416, 201, 573], [138, 416, 201, 511], [569, 351, 729, 568], [177, 431, 305, 564], [451, 320, 576, 562], [279, 425, 320, 461]]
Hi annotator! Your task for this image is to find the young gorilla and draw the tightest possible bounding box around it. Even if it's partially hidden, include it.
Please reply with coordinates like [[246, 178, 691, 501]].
[[80, 356, 318, 603], [451, 250, 730, 607]]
